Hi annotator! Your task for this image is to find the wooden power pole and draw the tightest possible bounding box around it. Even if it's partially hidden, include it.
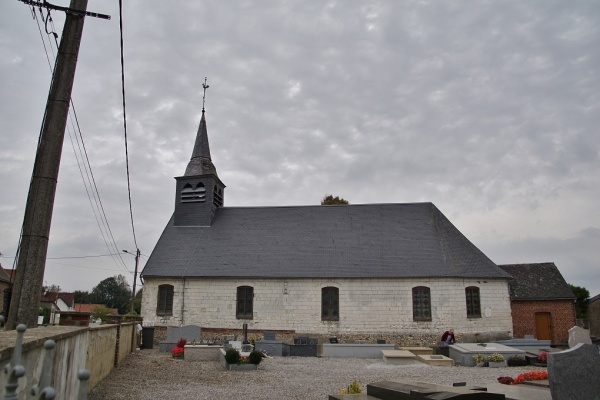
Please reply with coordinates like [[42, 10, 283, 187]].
[[6, 0, 96, 329]]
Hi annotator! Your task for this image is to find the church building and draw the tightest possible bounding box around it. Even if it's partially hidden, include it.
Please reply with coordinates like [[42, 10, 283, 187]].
[[140, 101, 514, 344]]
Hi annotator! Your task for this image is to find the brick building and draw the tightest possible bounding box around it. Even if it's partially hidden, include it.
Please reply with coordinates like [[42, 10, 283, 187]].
[[140, 106, 516, 344], [498, 263, 576, 345]]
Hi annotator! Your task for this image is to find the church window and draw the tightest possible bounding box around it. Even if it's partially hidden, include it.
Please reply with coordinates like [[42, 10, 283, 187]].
[[181, 183, 206, 203], [236, 286, 253, 319], [321, 286, 339, 321], [157, 285, 174, 315], [465, 286, 481, 318], [412, 286, 431, 321]]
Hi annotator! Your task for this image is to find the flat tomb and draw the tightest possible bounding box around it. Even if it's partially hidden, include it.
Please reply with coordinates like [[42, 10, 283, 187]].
[[381, 350, 420, 365], [398, 346, 433, 356], [184, 345, 221, 361], [449, 343, 526, 367], [417, 354, 454, 367]]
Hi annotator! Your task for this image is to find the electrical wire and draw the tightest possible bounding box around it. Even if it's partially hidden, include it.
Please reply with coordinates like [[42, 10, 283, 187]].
[[118, 0, 139, 250]]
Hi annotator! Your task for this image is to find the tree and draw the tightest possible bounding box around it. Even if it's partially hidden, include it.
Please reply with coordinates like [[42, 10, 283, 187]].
[[90, 275, 131, 314], [568, 284, 590, 319], [91, 305, 112, 323], [74, 290, 92, 304], [133, 288, 143, 315], [321, 194, 349, 205]]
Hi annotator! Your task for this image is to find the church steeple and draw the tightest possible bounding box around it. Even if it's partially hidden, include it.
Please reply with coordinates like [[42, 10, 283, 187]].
[[185, 78, 216, 177], [184, 109, 217, 176], [174, 78, 225, 227]]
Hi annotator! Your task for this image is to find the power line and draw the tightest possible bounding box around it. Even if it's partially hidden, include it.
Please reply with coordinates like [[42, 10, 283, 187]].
[[118, 0, 138, 250]]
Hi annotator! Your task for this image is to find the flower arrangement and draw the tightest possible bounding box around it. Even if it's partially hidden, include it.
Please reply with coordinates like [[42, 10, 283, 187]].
[[537, 351, 548, 363], [513, 371, 548, 384], [339, 380, 362, 395], [487, 353, 505, 362], [497, 371, 548, 385], [171, 337, 187, 359], [472, 354, 486, 364]]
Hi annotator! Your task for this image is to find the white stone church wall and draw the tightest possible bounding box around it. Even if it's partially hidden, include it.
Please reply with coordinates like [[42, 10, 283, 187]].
[[141, 277, 512, 336]]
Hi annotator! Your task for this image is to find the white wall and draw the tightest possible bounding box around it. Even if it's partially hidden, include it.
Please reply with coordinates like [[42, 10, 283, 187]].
[[141, 277, 512, 336]]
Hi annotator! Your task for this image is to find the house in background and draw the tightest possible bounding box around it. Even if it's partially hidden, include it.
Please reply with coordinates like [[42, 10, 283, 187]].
[[498, 262, 576, 345], [74, 303, 119, 317], [587, 294, 600, 337], [140, 107, 515, 345], [40, 291, 75, 325]]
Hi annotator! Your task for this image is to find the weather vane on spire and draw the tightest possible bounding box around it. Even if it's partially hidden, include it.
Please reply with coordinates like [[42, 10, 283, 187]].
[[202, 77, 209, 112]]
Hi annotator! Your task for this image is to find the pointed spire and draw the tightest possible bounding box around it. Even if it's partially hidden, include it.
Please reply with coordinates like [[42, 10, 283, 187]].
[[184, 78, 218, 177]]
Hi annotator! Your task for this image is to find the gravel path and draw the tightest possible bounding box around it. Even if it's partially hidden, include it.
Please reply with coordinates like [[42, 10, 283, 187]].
[[89, 349, 546, 400]]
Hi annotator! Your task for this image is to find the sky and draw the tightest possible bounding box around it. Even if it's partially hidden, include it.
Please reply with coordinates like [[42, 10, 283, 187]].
[[1, 1, 598, 297]]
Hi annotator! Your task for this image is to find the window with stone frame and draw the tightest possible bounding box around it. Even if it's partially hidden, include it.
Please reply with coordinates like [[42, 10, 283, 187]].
[[412, 286, 432, 321], [465, 286, 481, 318], [236, 286, 253, 319], [157, 284, 174, 315], [321, 286, 339, 321]]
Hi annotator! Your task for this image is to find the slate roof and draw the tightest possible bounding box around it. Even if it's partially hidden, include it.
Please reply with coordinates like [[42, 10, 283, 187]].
[[142, 202, 512, 280], [497, 263, 576, 300]]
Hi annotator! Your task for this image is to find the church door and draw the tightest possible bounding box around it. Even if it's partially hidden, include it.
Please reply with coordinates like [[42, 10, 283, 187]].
[[535, 312, 552, 341]]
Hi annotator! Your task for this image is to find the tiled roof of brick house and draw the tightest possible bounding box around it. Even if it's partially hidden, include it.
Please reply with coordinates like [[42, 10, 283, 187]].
[[498, 262, 576, 300]]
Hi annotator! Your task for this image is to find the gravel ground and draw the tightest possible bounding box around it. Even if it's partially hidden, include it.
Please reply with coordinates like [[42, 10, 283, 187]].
[[89, 349, 546, 400]]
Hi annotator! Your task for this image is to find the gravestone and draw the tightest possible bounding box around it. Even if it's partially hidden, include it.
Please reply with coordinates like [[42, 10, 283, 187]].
[[568, 326, 592, 348], [167, 325, 202, 344], [263, 331, 276, 341], [159, 325, 201, 352], [548, 343, 600, 400]]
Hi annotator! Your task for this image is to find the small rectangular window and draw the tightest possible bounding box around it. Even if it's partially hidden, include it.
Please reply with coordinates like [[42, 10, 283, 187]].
[[322, 287, 339, 321], [236, 286, 253, 319], [412, 286, 432, 321]]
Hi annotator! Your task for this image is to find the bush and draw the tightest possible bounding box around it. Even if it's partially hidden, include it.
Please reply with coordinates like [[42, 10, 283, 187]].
[[248, 350, 263, 365], [472, 354, 486, 364], [339, 380, 362, 394], [225, 348, 241, 364], [507, 356, 527, 367]]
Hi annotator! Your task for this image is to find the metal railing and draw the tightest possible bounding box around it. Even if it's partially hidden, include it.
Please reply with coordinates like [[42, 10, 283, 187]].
[[1, 316, 90, 400]]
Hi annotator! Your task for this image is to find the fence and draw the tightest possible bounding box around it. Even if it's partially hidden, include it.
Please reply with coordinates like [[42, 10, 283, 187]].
[[0, 317, 139, 399]]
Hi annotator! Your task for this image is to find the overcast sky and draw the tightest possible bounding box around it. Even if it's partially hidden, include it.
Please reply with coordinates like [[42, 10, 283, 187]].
[[1, 1, 598, 298]]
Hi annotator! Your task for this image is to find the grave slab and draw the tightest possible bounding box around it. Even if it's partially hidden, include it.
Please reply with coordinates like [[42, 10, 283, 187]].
[[548, 343, 600, 400], [322, 343, 395, 358], [398, 346, 433, 356], [416, 354, 454, 366], [184, 345, 221, 361], [381, 350, 420, 365]]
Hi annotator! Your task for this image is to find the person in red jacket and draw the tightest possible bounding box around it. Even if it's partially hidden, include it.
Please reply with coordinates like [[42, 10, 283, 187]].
[[440, 329, 456, 347]]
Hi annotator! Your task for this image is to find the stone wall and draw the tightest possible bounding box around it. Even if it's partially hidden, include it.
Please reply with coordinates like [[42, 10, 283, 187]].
[[142, 277, 512, 339], [87, 326, 118, 389], [510, 299, 575, 344]]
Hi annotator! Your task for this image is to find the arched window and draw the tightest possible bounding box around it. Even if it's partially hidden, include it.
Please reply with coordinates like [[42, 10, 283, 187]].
[[321, 286, 339, 321], [181, 182, 206, 203], [412, 286, 431, 321], [157, 284, 174, 315], [465, 286, 481, 318], [236, 286, 253, 319]]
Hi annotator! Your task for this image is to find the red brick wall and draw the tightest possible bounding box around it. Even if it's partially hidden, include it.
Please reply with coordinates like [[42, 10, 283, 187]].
[[510, 300, 575, 344]]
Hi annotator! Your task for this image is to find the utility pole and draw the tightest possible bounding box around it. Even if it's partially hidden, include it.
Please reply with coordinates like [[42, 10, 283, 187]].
[[123, 249, 140, 314], [7, 0, 109, 330]]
